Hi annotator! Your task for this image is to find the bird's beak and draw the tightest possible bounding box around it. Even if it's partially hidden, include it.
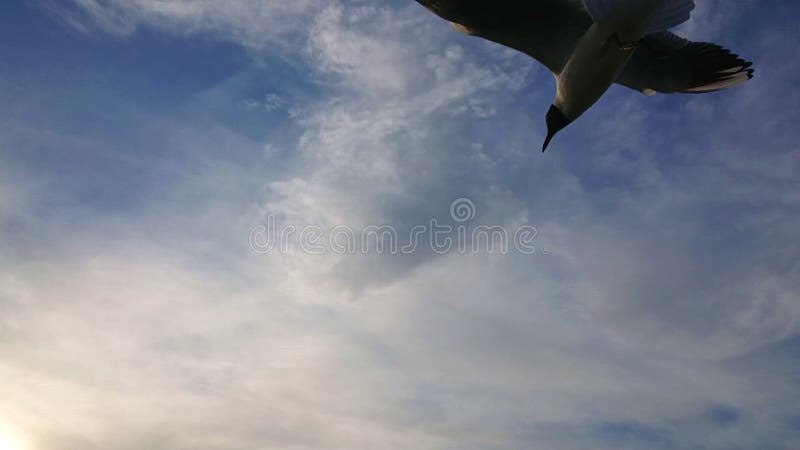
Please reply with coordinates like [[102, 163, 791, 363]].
[[542, 104, 571, 153], [542, 130, 556, 152]]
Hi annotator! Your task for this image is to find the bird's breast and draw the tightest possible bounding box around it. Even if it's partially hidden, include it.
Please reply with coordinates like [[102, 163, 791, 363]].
[[555, 23, 636, 120]]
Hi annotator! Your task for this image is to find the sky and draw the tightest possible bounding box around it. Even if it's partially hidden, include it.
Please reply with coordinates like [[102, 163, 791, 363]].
[[1, 1, 799, 449]]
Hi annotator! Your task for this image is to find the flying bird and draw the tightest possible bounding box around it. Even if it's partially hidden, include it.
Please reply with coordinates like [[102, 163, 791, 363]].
[[415, 0, 754, 151]]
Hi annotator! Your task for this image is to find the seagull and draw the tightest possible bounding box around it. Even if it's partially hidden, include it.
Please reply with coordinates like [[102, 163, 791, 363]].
[[415, 0, 754, 151]]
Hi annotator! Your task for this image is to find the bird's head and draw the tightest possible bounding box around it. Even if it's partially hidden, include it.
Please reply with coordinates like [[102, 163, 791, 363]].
[[542, 104, 572, 152]]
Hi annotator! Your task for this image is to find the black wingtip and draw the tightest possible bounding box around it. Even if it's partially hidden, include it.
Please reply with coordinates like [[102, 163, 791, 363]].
[[682, 42, 756, 92]]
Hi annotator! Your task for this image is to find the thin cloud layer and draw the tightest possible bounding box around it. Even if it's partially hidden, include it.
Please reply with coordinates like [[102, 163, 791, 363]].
[[40, 0, 325, 50], [2, 1, 799, 449]]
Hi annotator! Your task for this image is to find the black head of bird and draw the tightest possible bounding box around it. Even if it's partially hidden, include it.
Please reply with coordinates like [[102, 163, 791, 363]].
[[543, 104, 572, 152]]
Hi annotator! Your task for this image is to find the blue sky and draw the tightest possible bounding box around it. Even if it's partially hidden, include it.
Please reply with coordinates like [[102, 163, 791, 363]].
[[1, 1, 799, 449]]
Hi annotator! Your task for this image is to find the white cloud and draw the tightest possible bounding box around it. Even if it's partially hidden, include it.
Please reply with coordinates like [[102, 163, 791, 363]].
[[40, 0, 326, 50], [5, 1, 800, 449]]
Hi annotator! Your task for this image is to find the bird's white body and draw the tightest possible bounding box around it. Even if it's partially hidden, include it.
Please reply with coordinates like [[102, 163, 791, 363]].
[[555, 0, 665, 121], [554, 22, 634, 121]]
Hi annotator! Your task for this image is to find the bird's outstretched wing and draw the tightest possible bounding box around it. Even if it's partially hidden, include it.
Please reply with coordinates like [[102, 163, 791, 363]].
[[415, 1, 754, 94], [415, 0, 583, 32], [618, 32, 755, 94], [414, 0, 591, 73], [583, 0, 695, 34]]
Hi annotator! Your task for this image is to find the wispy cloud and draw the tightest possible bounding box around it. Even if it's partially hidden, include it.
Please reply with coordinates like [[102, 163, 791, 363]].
[[3, 1, 799, 449]]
